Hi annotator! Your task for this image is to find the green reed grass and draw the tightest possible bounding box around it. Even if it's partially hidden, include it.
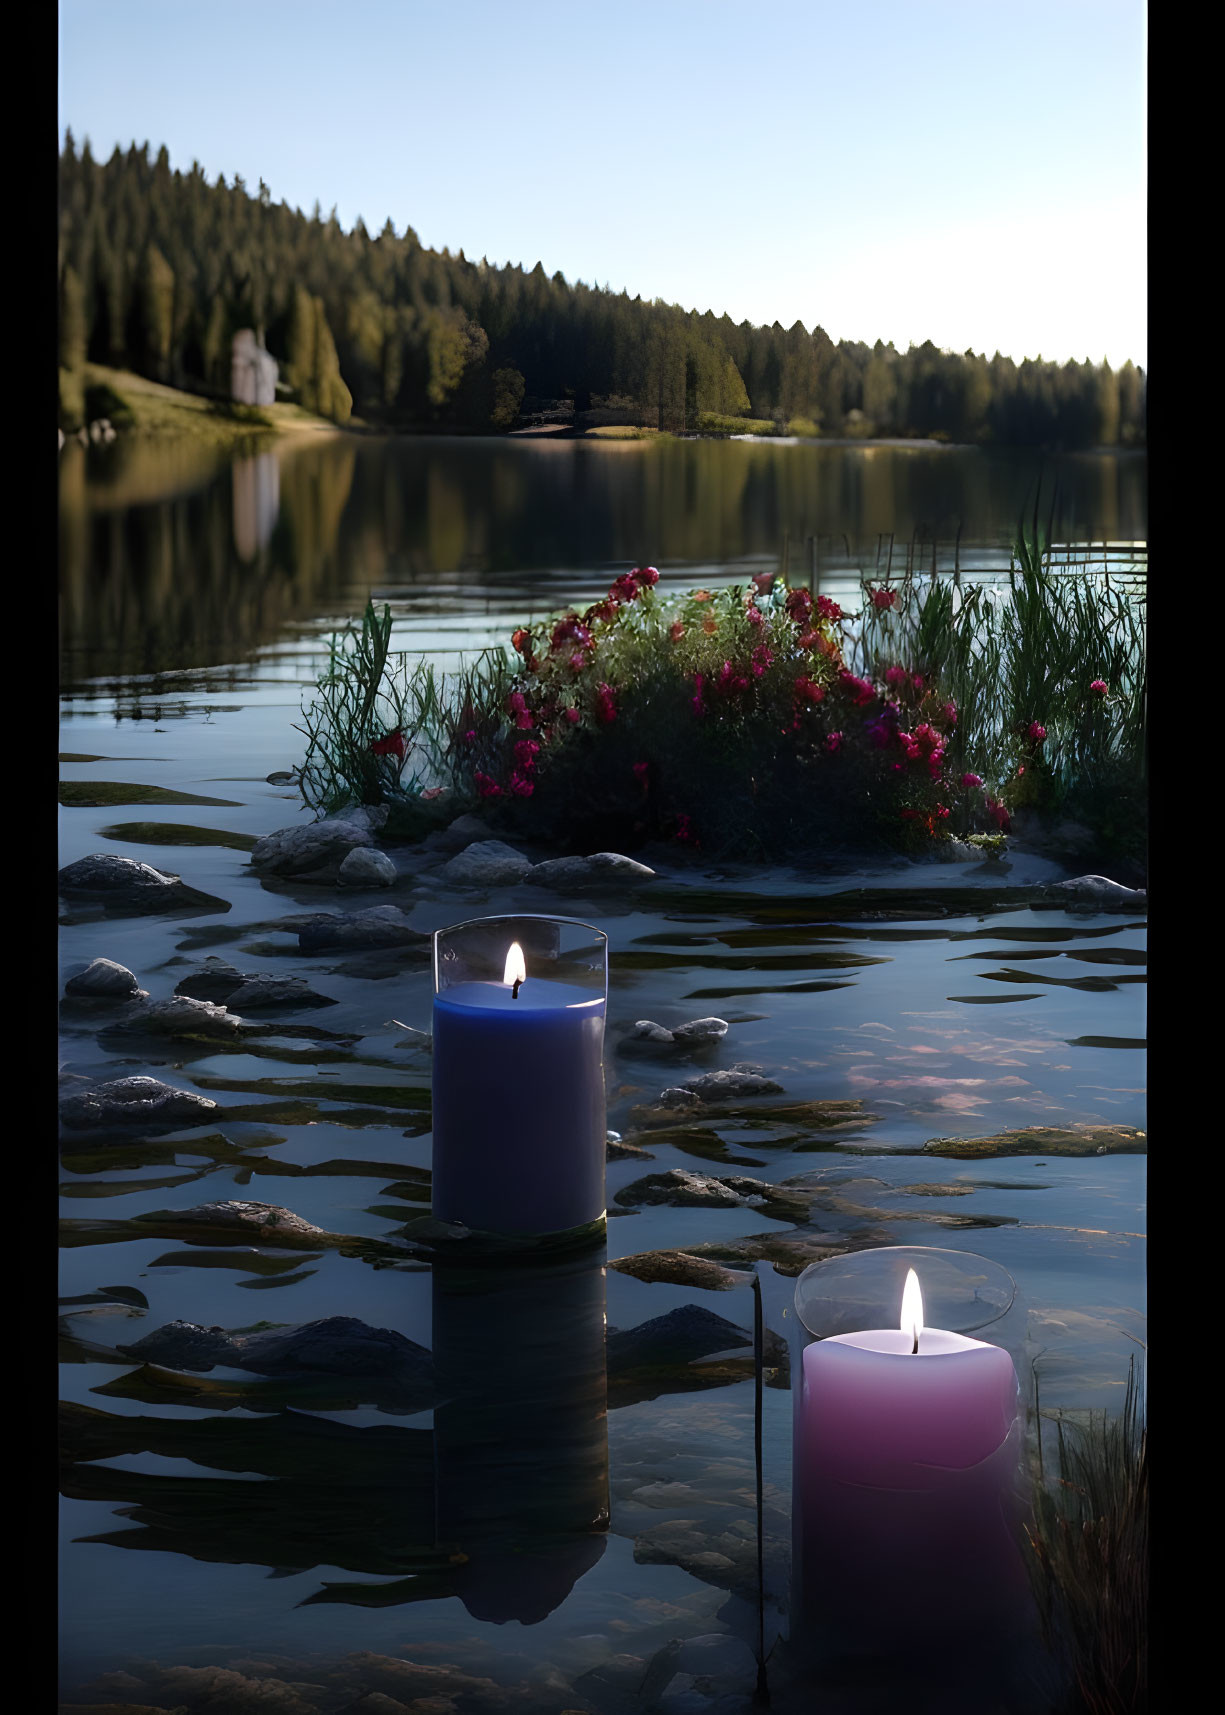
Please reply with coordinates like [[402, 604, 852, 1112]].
[[1024, 1357, 1147, 1715]]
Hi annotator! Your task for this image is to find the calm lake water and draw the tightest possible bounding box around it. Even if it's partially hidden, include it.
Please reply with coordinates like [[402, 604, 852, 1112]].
[[59, 435, 1146, 1714]]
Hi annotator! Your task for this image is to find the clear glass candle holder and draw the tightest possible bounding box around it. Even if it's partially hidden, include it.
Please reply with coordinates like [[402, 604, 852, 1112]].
[[431, 914, 609, 1241], [789, 1246, 1032, 1670]]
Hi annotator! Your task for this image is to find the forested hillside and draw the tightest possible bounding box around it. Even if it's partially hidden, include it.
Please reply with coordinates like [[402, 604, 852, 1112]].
[[58, 136, 1145, 445]]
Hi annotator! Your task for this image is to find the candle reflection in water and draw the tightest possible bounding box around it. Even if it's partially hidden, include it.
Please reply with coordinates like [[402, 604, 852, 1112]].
[[432, 1252, 610, 1624]]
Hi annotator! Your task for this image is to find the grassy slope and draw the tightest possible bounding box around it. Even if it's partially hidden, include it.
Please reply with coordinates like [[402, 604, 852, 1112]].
[[83, 364, 343, 447]]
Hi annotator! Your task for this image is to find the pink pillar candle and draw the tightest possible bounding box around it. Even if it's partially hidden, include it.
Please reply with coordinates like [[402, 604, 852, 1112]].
[[794, 1298, 1028, 1654]]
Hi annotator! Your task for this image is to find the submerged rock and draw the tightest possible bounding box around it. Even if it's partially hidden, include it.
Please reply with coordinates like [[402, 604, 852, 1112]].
[[63, 957, 146, 1000], [57, 853, 229, 915], [250, 818, 375, 880], [59, 1075, 218, 1132], [104, 994, 245, 1041], [118, 1313, 433, 1382], [175, 957, 336, 1010], [616, 1170, 753, 1210], [337, 847, 397, 888], [292, 906, 429, 951], [436, 839, 533, 887], [609, 1250, 752, 1291], [924, 1124, 1146, 1158], [134, 1200, 336, 1245], [525, 851, 656, 889]]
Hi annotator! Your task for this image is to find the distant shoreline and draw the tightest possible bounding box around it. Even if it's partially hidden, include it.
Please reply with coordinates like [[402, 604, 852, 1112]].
[[63, 370, 1145, 457]]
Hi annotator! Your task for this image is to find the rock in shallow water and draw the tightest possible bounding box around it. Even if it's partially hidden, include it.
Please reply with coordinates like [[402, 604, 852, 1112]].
[[59, 1075, 218, 1132], [175, 957, 336, 1009], [291, 906, 429, 951], [57, 853, 228, 915], [63, 957, 145, 999], [1044, 873, 1147, 907], [337, 847, 398, 888], [250, 818, 374, 880], [676, 1065, 783, 1100], [436, 839, 533, 887], [609, 1250, 752, 1291], [118, 1313, 433, 1381], [104, 994, 244, 1040], [525, 851, 656, 889]]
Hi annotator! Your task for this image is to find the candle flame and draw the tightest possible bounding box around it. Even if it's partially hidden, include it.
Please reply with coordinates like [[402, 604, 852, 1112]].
[[503, 942, 527, 988], [900, 1268, 924, 1347]]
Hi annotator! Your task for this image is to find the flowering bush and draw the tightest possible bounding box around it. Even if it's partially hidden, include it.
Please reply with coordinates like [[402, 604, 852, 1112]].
[[298, 552, 1146, 864], [438, 565, 978, 854]]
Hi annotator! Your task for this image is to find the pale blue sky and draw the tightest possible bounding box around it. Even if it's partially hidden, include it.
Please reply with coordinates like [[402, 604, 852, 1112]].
[[59, 0, 1146, 367]]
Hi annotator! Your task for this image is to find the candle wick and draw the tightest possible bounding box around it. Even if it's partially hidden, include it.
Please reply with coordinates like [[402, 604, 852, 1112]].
[[911, 1329, 919, 1355], [511, 977, 521, 1000]]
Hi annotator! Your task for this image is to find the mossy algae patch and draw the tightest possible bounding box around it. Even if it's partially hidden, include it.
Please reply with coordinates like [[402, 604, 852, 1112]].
[[99, 821, 258, 852], [60, 781, 243, 808]]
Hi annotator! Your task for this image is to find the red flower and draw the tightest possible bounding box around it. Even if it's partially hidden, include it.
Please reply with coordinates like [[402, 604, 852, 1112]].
[[960, 772, 984, 788], [371, 729, 407, 759], [752, 571, 776, 594], [1090, 679, 1108, 695], [1026, 722, 1047, 742], [509, 772, 535, 797], [869, 586, 898, 610], [594, 683, 617, 724], [511, 628, 532, 655], [474, 770, 502, 799], [746, 601, 765, 626], [751, 644, 774, 677], [815, 595, 843, 622], [691, 672, 706, 715], [513, 739, 541, 771], [884, 666, 908, 688], [551, 615, 592, 651], [692, 589, 713, 603], [838, 671, 876, 707], [702, 617, 718, 635], [943, 701, 957, 725], [912, 674, 925, 693], [563, 706, 581, 724], [634, 565, 660, 587], [588, 599, 617, 624], [935, 804, 950, 819], [985, 795, 1011, 832], [825, 731, 843, 752], [669, 620, 686, 641], [610, 573, 640, 604], [786, 588, 813, 624], [675, 811, 698, 845]]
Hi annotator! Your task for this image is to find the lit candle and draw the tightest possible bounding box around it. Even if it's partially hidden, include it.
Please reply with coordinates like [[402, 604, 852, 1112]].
[[431, 917, 608, 1237], [794, 1267, 1027, 1654]]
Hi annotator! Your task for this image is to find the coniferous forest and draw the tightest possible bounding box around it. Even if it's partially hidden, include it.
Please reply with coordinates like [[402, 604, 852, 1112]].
[[58, 136, 1146, 446]]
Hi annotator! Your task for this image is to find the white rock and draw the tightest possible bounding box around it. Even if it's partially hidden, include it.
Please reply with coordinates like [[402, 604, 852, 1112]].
[[1047, 874, 1146, 904], [329, 802, 391, 833], [437, 840, 533, 887], [526, 851, 656, 888], [337, 847, 397, 888], [631, 1020, 676, 1043]]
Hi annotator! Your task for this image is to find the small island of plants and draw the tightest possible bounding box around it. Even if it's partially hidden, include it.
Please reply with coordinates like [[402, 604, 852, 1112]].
[[296, 530, 1146, 876]]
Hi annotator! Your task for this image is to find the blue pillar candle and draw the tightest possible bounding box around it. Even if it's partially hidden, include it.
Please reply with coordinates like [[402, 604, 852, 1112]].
[[431, 915, 608, 1237]]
